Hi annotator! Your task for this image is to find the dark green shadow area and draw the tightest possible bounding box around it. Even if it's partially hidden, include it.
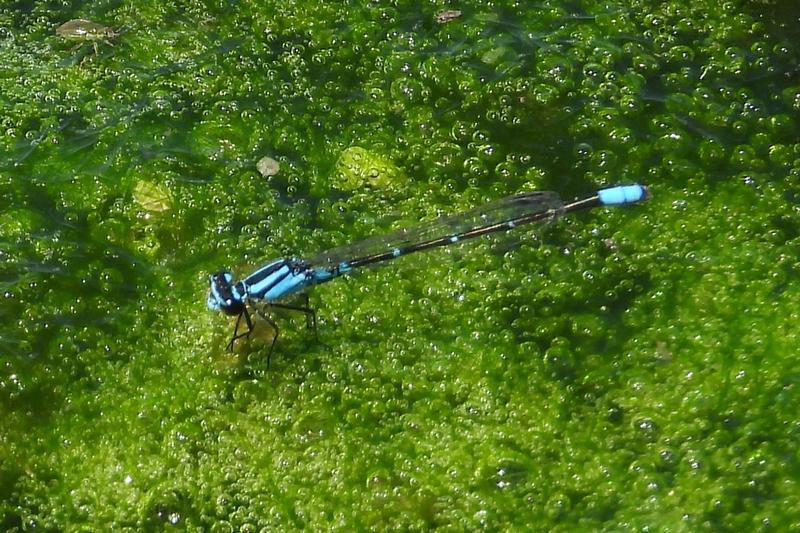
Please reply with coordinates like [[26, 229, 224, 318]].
[[1, 0, 800, 530]]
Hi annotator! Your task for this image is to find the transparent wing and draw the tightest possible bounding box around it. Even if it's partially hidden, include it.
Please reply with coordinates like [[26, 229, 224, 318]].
[[307, 191, 564, 269]]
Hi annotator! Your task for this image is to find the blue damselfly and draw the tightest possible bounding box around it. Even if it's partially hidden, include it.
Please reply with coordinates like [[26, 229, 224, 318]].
[[208, 184, 649, 362]]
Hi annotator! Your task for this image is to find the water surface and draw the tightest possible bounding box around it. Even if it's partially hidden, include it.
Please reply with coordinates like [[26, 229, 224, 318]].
[[1, 0, 799, 529]]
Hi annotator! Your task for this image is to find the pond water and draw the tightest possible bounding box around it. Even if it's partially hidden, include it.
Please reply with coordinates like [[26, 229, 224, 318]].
[[1, 1, 799, 529]]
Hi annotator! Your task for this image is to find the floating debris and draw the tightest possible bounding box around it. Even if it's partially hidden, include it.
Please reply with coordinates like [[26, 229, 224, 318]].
[[435, 10, 462, 24], [256, 156, 281, 177], [133, 180, 171, 216]]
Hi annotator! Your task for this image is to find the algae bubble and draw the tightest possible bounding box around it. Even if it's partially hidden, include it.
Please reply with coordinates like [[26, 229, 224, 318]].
[[333, 146, 408, 192]]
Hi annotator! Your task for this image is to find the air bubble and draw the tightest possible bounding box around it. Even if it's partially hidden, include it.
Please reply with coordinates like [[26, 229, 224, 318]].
[[573, 143, 593, 159], [463, 157, 488, 179]]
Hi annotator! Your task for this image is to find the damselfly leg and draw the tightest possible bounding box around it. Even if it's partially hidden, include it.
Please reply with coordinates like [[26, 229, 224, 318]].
[[227, 307, 254, 351], [271, 295, 319, 337], [256, 295, 320, 367], [253, 307, 281, 368]]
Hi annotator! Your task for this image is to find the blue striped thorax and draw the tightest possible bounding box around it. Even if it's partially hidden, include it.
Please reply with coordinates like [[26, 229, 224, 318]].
[[240, 259, 316, 301], [207, 259, 323, 316]]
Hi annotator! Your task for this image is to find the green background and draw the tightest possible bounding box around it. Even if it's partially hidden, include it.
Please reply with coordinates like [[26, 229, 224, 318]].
[[2, 0, 799, 530]]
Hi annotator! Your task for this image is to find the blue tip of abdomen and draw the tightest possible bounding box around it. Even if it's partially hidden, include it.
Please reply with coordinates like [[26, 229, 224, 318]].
[[597, 184, 649, 206]]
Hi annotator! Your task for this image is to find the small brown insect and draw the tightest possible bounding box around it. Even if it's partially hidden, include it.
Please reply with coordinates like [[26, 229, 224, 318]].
[[55, 19, 119, 56], [435, 10, 462, 24]]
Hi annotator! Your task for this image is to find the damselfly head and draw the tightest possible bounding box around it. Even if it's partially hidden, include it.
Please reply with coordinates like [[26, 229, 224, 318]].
[[207, 271, 245, 315]]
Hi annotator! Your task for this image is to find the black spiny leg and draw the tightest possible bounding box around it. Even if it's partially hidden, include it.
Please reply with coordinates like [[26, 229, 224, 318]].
[[302, 294, 317, 334], [270, 298, 319, 343], [254, 307, 281, 368], [243, 297, 322, 367], [226, 307, 254, 351]]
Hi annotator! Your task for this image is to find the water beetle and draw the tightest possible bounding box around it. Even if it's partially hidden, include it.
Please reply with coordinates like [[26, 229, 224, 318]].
[[55, 19, 119, 55]]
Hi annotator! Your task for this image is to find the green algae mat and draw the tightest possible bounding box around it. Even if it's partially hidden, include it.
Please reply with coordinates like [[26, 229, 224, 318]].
[[2, 0, 799, 530]]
